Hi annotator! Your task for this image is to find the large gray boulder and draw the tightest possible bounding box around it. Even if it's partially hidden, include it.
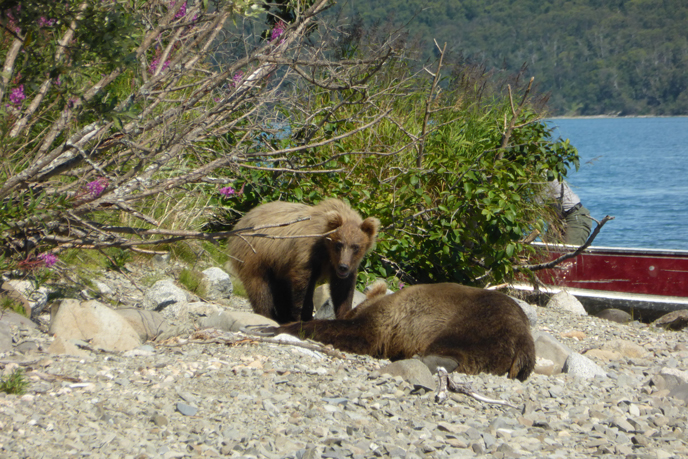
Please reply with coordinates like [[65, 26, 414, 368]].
[[115, 308, 170, 342], [48, 299, 142, 354]]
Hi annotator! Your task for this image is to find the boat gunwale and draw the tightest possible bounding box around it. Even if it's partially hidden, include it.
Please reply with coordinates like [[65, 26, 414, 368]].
[[530, 241, 688, 257]]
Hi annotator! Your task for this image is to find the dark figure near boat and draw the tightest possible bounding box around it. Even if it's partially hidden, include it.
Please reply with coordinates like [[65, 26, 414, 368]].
[[546, 179, 593, 245], [258, 281, 536, 381]]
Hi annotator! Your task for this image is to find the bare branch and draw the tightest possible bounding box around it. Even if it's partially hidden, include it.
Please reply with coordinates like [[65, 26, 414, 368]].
[[516, 215, 615, 271]]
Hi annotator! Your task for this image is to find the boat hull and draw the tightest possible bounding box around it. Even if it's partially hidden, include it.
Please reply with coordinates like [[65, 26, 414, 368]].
[[513, 243, 688, 321]]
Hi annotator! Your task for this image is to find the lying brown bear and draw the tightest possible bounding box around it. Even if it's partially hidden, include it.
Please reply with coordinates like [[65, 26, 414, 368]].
[[228, 199, 379, 324], [261, 282, 535, 381]]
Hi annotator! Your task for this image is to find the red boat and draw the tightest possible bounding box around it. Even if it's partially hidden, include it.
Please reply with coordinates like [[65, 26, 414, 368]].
[[512, 242, 688, 322]]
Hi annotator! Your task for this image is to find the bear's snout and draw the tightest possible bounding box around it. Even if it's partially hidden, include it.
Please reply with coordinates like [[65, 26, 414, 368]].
[[336, 263, 351, 278]]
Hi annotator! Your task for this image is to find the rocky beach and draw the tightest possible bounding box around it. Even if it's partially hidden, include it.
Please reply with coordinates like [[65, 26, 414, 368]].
[[1, 258, 688, 459]]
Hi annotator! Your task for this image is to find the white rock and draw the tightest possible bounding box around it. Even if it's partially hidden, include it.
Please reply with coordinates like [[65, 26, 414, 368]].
[[563, 352, 607, 379], [201, 267, 233, 301], [95, 281, 113, 295], [511, 297, 538, 326], [660, 367, 688, 385], [546, 291, 587, 316], [4, 279, 49, 317], [143, 279, 188, 316]]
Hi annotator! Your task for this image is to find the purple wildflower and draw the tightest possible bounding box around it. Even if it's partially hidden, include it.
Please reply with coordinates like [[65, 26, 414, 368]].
[[87, 177, 108, 198], [39, 253, 58, 268], [149, 58, 171, 74], [229, 71, 244, 88], [219, 186, 236, 197], [9, 85, 25, 106], [170, 1, 186, 19], [270, 21, 286, 42], [38, 17, 56, 27]]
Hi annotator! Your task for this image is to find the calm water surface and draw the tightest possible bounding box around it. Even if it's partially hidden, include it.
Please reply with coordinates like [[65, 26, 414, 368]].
[[547, 117, 688, 250]]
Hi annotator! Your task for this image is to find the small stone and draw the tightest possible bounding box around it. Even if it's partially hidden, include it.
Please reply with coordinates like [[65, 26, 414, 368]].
[[583, 348, 621, 362], [594, 308, 632, 324], [176, 402, 198, 416], [560, 330, 586, 340], [152, 415, 168, 426]]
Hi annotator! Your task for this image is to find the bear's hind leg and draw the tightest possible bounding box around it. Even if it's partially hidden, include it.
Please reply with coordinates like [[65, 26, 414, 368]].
[[277, 319, 375, 356], [422, 334, 511, 378], [243, 275, 277, 321]]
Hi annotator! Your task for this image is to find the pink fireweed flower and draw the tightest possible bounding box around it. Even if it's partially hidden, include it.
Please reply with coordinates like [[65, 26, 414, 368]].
[[170, 1, 186, 19], [149, 58, 171, 75], [219, 186, 235, 197], [39, 253, 58, 268], [87, 177, 109, 198], [38, 16, 56, 27], [9, 85, 25, 106], [229, 71, 244, 88], [219, 183, 244, 198], [270, 21, 286, 42]]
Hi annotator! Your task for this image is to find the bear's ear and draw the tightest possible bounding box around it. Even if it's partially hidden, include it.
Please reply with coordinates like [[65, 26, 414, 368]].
[[363, 279, 388, 299], [324, 211, 343, 230], [360, 217, 380, 239]]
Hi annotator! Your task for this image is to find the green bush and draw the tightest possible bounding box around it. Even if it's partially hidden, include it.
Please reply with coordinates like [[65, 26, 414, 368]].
[[217, 47, 578, 288]]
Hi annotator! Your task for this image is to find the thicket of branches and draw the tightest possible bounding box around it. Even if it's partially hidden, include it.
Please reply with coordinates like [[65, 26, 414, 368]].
[[0, 0, 397, 266], [1, 0, 585, 289]]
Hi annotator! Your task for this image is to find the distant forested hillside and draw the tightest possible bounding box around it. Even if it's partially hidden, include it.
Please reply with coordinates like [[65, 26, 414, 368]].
[[334, 0, 688, 116]]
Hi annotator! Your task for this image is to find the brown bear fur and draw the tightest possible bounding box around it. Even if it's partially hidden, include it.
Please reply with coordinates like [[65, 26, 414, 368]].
[[228, 199, 380, 323], [271, 282, 535, 381]]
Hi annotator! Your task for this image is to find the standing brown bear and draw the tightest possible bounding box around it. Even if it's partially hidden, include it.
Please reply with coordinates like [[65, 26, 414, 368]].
[[228, 199, 380, 323], [263, 282, 535, 381]]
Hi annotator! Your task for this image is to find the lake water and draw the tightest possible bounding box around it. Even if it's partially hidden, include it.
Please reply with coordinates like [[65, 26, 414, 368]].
[[547, 117, 688, 250]]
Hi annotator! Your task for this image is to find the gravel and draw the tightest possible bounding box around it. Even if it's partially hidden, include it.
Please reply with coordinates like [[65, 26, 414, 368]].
[[1, 274, 688, 458]]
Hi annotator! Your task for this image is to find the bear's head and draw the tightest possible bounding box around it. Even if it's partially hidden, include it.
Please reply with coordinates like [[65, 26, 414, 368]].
[[324, 212, 380, 279]]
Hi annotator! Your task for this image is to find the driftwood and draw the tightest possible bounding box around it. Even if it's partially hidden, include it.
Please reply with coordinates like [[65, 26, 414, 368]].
[[434, 366, 517, 408]]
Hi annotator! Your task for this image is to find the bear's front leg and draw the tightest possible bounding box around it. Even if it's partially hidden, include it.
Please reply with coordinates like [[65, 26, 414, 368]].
[[298, 274, 320, 322], [329, 273, 356, 319]]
